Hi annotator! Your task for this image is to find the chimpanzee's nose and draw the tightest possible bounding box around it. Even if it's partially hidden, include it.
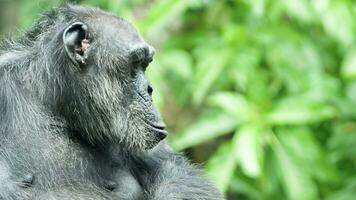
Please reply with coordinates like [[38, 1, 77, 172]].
[[130, 45, 155, 67]]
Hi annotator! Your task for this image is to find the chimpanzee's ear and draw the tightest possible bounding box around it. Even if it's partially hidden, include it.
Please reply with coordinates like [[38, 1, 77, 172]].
[[63, 22, 90, 66]]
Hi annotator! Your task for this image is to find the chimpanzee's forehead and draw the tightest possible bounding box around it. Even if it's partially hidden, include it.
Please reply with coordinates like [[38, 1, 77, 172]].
[[86, 14, 143, 45]]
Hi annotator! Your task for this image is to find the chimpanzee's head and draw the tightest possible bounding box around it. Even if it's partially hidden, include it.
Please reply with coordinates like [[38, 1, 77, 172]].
[[36, 5, 167, 151]]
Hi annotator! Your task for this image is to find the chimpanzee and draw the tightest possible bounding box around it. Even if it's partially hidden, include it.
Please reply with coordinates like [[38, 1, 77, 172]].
[[0, 4, 223, 200]]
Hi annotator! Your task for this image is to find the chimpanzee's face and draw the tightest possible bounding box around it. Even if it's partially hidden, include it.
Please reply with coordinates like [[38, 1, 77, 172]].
[[61, 11, 167, 151]]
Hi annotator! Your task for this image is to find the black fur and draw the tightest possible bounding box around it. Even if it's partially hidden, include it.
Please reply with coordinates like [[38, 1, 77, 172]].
[[0, 5, 223, 200]]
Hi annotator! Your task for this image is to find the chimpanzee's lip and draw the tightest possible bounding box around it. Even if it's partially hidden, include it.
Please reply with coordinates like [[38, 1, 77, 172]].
[[149, 123, 165, 130], [153, 128, 168, 141], [148, 122, 168, 136], [142, 119, 168, 136]]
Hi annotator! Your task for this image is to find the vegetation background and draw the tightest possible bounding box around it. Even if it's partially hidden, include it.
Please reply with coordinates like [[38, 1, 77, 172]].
[[1, 0, 356, 199]]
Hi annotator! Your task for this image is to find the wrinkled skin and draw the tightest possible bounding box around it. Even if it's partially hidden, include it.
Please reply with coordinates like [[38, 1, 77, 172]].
[[0, 5, 224, 200]]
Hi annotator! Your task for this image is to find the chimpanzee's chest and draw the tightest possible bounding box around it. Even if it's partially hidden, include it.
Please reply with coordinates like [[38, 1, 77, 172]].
[[0, 129, 144, 199]]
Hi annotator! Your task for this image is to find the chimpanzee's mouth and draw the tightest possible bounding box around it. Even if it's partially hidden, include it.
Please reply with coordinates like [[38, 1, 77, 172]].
[[148, 122, 167, 136], [142, 119, 168, 140], [149, 123, 165, 130]]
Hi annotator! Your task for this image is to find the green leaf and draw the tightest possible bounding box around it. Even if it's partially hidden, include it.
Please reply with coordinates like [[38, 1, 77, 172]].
[[192, 49, 231, 105], [159, 49, 193, 80], [266, 95, 336, 125], [233, 125, 263, 178], [242, 0, 266, 17], [278, 127, 337, 183], [229, 175, 262, 200], [341, 48, 356, 79], [208, 92, 252, 120], [206, 142, 237, 194], [140, 0, 193, 36], [155, 49, 194, 105], [327, 176, 356, 200], [170, 109, 238, 151], [312, 1, 354, 48], [271, 134, 318, 200], [265, 39, 323, 94], [278, 0, 314, 23], [328, 122, 356, 162], [228, 47, 261, 94]]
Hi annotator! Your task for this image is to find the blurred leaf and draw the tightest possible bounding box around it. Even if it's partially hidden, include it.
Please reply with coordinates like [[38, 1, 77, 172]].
[[341, 48, 356, 79], [229, 175, 262, 200], [327, 176, 356, 200], [328, 122, 356, 162], [233, 125, 263, 178], [159, 49, 193, 80], [277, 127, 337, 182], [155, 49, 194, 105], [272, 134, 318, 200], [267, 95, 336, 125], [170, 109, 238, 151], [265, 39, 323, 94], [242, 0, 266, 17], [228, 47, 260, 93], [277, 0, 314, 23], [192, 48, 231, 105], [312, 0, 354, 48], [264, 148, 284, 199], [206, 141, 237, 194], [208, 92, 252, 120], [140, 0, 195, 37]]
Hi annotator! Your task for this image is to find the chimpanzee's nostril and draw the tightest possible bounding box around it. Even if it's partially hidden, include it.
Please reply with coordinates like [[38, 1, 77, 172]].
[[147, 85, 153, 96]]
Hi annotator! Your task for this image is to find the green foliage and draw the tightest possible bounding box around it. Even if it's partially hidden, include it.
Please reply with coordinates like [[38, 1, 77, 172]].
[[4, 0, 356, 199]]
